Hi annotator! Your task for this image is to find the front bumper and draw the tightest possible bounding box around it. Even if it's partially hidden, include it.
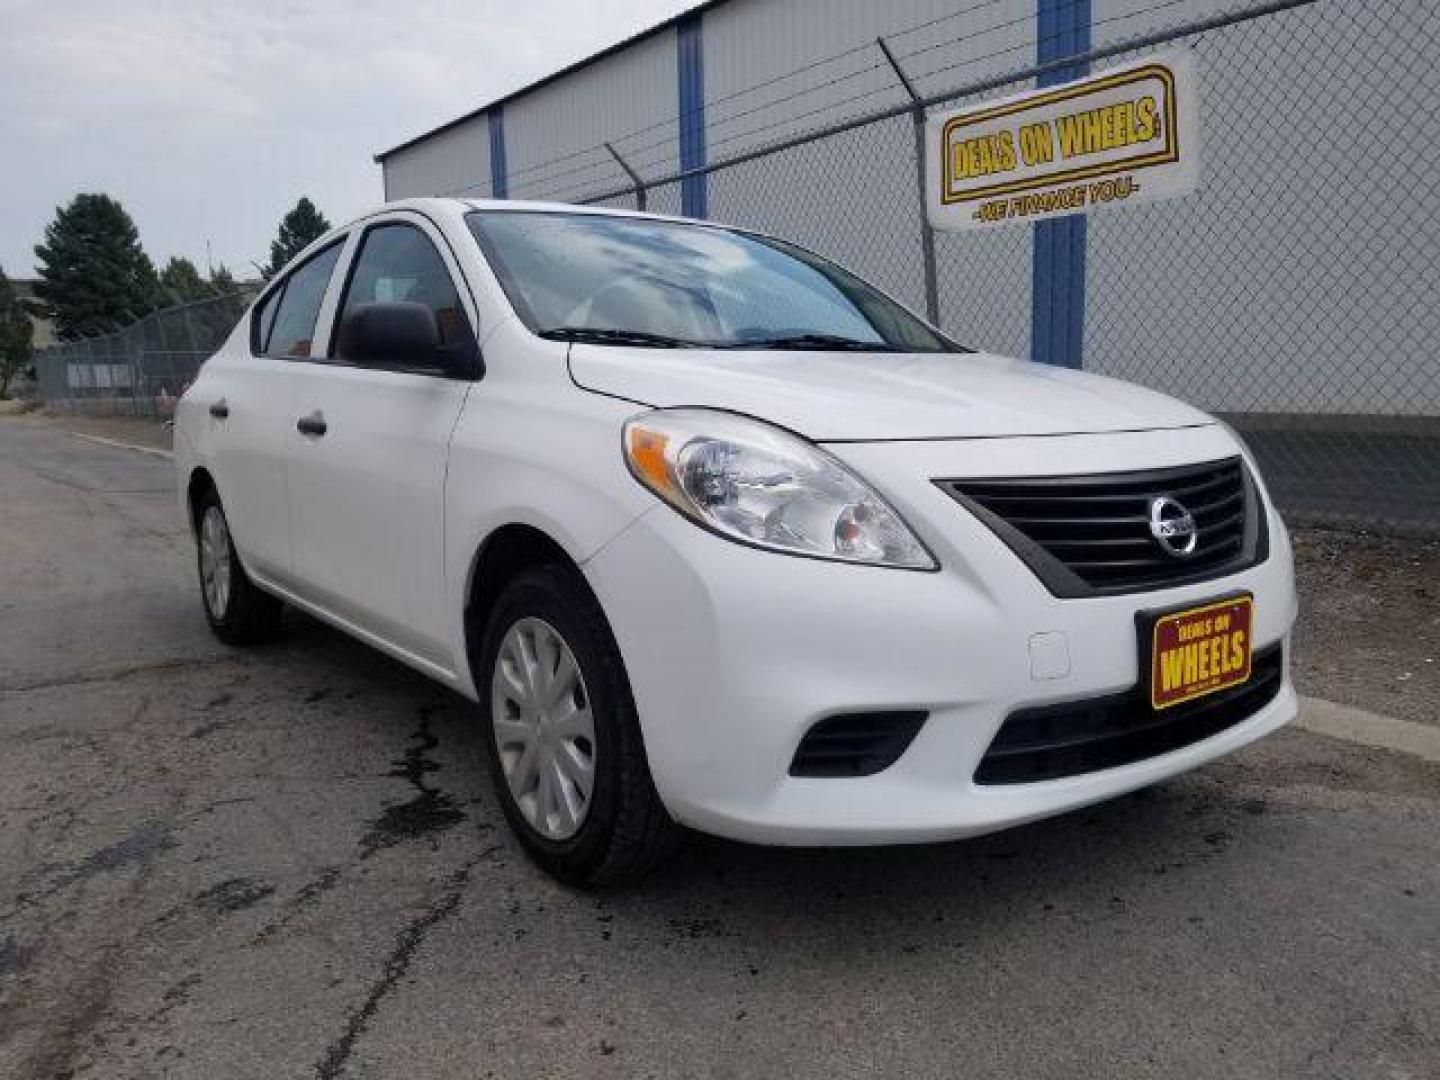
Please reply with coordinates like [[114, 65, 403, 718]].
[[583, 424, 1298, 846]]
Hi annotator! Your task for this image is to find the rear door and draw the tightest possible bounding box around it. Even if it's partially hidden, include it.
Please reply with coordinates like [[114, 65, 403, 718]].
[[206, 241, 344, 586], [284, 213, 478, 672]]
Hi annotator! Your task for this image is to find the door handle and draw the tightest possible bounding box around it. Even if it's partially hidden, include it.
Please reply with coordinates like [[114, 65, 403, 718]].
[[209, 399, 229, 419], [296, 411, 327, 437]]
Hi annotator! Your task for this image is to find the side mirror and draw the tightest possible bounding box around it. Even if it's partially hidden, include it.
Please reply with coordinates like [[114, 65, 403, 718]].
[[335, 302, 481, 378]]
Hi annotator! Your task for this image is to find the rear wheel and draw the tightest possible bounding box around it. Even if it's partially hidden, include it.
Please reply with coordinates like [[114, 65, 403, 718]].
[[477, 565, 680, 887], [196, 489, 282, 645]]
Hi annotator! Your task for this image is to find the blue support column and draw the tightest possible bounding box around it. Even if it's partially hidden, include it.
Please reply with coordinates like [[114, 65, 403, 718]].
[[1031, 0, 1090, 367], [677, 14, 707, 218], [489, 106, 508, 199]]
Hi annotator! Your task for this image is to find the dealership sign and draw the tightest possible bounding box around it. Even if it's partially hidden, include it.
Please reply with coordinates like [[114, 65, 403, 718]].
[[926, 51, 1200, 231]]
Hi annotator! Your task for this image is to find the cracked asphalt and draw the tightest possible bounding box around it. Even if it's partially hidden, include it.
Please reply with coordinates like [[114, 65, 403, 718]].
[[1, 417, 1438, 1080]]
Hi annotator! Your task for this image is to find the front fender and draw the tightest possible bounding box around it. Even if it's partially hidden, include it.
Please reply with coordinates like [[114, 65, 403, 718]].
[[442, 378, 656, 697]]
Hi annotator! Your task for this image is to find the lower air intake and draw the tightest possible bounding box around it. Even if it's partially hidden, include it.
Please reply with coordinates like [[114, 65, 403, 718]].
[[789, 711, 927, 778]]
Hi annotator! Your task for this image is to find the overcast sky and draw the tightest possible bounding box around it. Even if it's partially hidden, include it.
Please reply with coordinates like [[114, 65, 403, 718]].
[[0, 0, 691, 280]]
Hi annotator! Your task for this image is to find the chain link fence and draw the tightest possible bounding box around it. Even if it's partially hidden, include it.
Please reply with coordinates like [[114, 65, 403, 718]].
[[575, 0, 1437, 534], [33, 292, 248, 419], [1082, 0, 1439, 533], [33, 0, 1437, 533]]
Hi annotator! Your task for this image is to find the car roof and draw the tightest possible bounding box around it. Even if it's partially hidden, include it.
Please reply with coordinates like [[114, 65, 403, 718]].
[[378, 196, 695, 227]]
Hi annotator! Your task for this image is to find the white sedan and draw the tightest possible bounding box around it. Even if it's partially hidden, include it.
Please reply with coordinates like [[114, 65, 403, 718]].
[[174, 199, 1297, 885]]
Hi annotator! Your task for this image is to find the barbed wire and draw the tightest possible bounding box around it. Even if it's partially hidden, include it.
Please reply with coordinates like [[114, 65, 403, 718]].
[[514, 0, 1206, 202], [440, 0, 1119, 199], [462, 0, 1037, 192], [519, 0, 1200, 203], [557, 0, 1307, 206]]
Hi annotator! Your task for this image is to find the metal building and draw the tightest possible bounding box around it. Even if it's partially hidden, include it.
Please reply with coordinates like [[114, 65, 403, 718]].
[[376, 0, 1045, 361], [374, 0, 1439, 528]]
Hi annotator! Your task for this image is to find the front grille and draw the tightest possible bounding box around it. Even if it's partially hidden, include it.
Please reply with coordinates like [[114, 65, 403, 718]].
[[789, 711, 927, 778], [937, 457, 1268, 598], [975, 644, 1284, 785]]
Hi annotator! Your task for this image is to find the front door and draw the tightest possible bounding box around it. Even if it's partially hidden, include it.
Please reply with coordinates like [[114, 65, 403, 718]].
[[285, 216, 478, 673]]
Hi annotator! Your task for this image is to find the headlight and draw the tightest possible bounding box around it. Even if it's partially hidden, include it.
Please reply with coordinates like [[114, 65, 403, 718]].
[[622, 408, 937, 570]]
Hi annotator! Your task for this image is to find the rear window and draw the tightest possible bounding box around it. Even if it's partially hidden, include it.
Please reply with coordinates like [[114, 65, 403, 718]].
[[254, 243, 343, 358]]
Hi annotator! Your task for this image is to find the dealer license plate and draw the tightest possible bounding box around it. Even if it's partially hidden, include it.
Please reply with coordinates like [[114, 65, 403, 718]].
[[1145, 594, 1254, 711]]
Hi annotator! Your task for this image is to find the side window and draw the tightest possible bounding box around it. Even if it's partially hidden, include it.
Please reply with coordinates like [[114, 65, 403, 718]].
[[251, 287, 283, 354], [264, 244, 343, 358], [335, 224, 473, 352]]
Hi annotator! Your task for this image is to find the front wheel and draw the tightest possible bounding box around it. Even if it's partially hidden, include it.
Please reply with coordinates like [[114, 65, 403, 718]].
[[195, 489, 282, 645], [477, 566, 681, 887]]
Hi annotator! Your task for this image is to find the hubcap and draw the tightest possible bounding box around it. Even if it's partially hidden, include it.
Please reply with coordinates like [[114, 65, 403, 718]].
[[490, 617, 596, 841], [199, 505, 232, 617]]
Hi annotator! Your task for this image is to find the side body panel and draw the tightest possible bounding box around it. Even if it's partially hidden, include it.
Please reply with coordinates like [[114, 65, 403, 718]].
[[174, 331, 297, 585]]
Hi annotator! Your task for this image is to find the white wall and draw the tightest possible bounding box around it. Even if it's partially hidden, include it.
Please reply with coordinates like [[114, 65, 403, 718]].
[[504, 29, 678, 203], [700, 0, 1036, 356], [383, 114, 491, 200]]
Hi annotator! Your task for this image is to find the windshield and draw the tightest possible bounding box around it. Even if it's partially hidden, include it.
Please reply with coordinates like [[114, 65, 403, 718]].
[[466, 210, 958, 352]]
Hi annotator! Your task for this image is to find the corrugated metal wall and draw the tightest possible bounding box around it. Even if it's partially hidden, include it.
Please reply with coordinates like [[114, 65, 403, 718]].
[[701, 0, 1034, 157], [376, 0, 1439, 416], [504, 29, 679, 202], [699, 0, 1035, 356], [376, 0, 1043, 357], [383, 114, 491, 200], [1084, 0, 1440, 415]]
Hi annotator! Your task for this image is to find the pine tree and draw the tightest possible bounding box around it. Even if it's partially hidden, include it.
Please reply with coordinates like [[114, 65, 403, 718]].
[[32, 194, 159, 339], [0, 266, 35, 399], [266, 198, 331, 278], [158, 256, 212, 304], [209, 264, 238, 295]]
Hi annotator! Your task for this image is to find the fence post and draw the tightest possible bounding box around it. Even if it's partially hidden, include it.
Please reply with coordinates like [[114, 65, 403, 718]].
[[142, 314, 162, 418], [605, 142, 647, 211], [877, 36, 941, 327], [86, 337, 98, 414]]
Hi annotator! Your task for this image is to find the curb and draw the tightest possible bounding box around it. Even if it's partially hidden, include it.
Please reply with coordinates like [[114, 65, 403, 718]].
[[1297, 696, 1440, 764]]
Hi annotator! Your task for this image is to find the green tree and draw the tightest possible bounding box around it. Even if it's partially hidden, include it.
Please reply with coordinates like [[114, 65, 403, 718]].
[[32, 193, 159, 339], [158, 255, 212, 304], [209, 264, 238, 295], [0, 267, 35, 400], [266, 197, 330, 278], [192, 264, 249, 347]]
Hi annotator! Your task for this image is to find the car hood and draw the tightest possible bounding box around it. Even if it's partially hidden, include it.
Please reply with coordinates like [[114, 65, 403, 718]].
[[568, 345, 1213, 441]]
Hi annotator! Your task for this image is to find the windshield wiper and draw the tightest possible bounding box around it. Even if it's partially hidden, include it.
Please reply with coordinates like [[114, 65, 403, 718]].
[[538, 326, 695, 348], [539, 326, 896, 351], [722, 332, 892, 351]]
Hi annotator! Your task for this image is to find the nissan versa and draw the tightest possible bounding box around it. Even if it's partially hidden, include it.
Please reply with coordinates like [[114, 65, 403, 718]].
[[174, 199, 1297, 886]]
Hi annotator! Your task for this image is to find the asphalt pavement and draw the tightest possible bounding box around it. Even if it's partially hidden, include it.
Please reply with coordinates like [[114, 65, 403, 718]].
[[1, 417, 1437, 1080]]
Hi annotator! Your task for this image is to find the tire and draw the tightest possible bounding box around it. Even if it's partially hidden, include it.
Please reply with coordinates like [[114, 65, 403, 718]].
[[195, 488, 283, 646], [477, 565, 681, 887]]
